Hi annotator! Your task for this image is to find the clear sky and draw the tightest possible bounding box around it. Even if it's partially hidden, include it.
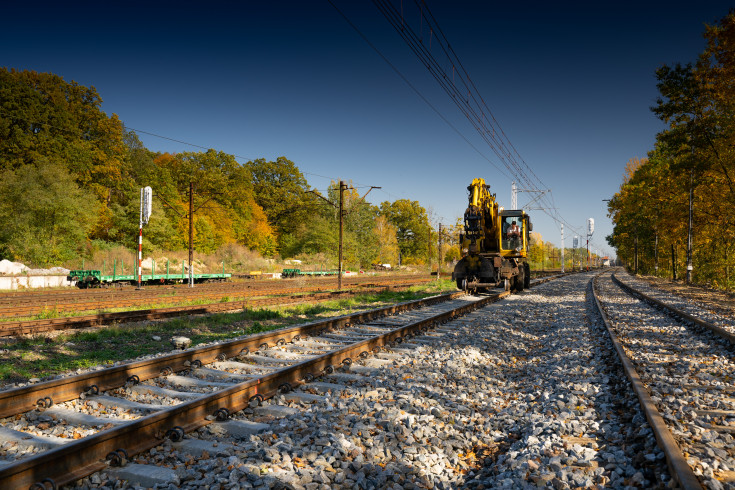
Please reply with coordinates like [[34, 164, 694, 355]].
[[1, 1, 729, 257]]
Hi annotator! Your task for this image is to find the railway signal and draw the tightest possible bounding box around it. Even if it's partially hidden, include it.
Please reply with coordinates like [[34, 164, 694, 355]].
[[586, 218, 594, 271], [138, 186, 153, 289]]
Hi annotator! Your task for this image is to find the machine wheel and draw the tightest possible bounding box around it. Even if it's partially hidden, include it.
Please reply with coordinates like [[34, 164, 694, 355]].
[[523, 263, 531, 289], [515, 267, 525, 292]]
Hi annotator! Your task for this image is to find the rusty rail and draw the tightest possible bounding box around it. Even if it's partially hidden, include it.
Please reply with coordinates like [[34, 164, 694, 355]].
[[591, 274, 702, 490], [0, 283, 424, 337], [0, 289, 485, 488], [612, 274, 735, 345], [0, 275, 564, 488]]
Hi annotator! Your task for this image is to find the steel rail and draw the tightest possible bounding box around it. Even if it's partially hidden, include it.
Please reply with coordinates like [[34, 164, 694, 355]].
[[0, 275, 432, 302], [0, 274, 562, 488], [612, 274, 735, 345], [591, 274, 703, 490], [0, 281, 413, 318], [0, 284, 423, 337], [0, 289, 505, 488], [0, 276, 432, 310], [0, 290, 468, 418]]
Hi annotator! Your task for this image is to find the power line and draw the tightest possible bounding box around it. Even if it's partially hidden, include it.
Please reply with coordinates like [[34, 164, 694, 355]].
[[357, 0, 580, 237], [326, 0, 512, 181]]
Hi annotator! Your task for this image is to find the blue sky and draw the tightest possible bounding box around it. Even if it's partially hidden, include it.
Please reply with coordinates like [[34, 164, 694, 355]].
[[2, 1, 729, 257]]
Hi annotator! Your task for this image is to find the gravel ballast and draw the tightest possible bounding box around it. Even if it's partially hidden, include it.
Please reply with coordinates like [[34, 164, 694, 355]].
[[58, 272, 675, 489], [596, 272, 735, 490]]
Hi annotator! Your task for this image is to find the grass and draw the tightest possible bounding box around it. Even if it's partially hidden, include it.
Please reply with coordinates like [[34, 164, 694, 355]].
[[0, 279, 457, 383], [2, 279, 446, 324]]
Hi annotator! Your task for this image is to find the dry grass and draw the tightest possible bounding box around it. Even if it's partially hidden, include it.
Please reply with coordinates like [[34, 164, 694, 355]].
[[70, 243, 278, 274]]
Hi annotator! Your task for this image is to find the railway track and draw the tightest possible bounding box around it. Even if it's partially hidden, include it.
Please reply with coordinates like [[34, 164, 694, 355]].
[[592, 271, 735, 489], [0, 277, 431, 321], [0, 274, 558, 488], [0, 281, 434, 337], [0, 273, 572, 489], [0, 276, 433, 319]]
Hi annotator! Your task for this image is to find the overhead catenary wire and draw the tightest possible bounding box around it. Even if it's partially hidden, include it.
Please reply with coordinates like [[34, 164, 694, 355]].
[[358, 0, 584, 241], [326, 0, 512, 182]]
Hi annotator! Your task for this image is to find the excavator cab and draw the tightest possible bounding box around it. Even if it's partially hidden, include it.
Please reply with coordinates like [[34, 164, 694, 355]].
[[499, 211, 530, 257]]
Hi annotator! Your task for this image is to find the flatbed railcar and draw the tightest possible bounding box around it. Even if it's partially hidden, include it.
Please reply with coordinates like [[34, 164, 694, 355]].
[[281, 268, 339, 279], [67, 269, 231, 288]]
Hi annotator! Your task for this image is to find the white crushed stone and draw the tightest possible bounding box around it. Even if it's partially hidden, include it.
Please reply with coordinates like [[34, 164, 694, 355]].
[[619, 271, 735, 336], [65, 273, 674, 489], [596, 272, 735, 489]]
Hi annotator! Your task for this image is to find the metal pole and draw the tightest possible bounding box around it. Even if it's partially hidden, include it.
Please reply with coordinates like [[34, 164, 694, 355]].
[[686, 169, 693, 284], [189, 181, 194, 288], [428, 227, 432, 275], [654, 231, 659, 272], [338, 180, 344, 291], [560, 224, 564, 273], [586, 237, 590, 271], [672, 244, 677, 280], [634, 236, 638, 274], [437, 223, 442, 280]]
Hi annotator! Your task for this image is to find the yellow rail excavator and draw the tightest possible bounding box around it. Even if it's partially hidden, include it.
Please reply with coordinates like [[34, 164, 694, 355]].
[[452, 178, 531, 293]]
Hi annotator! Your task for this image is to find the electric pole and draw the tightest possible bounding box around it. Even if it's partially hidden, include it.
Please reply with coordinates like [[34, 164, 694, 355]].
[[308, 180, 380, 292], [155, 182, 221, 288], [437, 223, 442, 280], [338, 180, 345, 291], [189, 182, 194, 288], [686, 168, 694, 284], [560, 224, 564, 273]]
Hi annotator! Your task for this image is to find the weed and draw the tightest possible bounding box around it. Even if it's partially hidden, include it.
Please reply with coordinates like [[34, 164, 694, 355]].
[[35, 306, 60, 320]]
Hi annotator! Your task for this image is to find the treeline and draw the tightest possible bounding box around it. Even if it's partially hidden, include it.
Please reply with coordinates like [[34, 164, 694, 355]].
[[607, 11, 735, 287], [0, 68, 435, 269]]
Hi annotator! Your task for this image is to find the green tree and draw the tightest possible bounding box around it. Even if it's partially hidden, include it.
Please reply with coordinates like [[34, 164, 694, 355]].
[[0, 159, 96, 266], [150, 150, 275, 255], [0, 68, 128, 208], [379, 199, 431, 264], [245, 157, 317, 251]]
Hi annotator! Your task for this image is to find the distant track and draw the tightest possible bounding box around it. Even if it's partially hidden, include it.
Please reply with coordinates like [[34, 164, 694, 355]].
[[0, 280, 431, 337], [0, 276, 432, 319]]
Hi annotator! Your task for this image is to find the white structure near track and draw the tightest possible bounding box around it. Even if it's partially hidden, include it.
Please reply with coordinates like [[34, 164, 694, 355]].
[[0, 259, 73, 289]]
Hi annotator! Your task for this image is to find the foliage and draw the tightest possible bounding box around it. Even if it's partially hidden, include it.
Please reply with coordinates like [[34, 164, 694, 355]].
[[0, 69, 439, 269], [374, 215, 400, 265], [0, 69, 128, 209], [284, 181, 384, 269], [245, 157, 317, 252], [379, 199, 431, 264], [0, 159, 96, 266], [607, 10, 735, 288]]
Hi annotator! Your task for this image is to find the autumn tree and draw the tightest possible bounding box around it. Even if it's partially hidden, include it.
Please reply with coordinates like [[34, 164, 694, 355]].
[[0, 68, 129, 241], [379, 199, 431, 264], [147, 150, 275, 255], [245, 157, 317, 252], [373, 216, 399, 265], [608, 10, 735, 286]]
